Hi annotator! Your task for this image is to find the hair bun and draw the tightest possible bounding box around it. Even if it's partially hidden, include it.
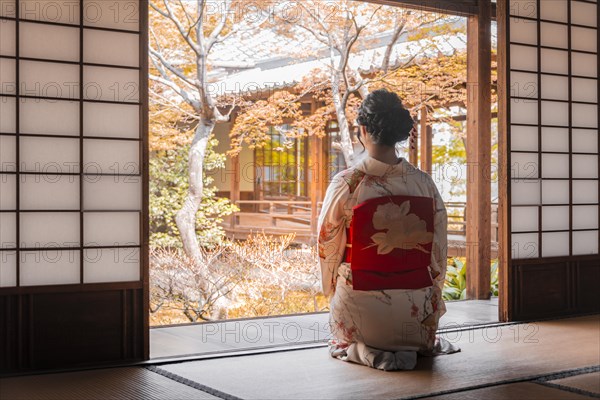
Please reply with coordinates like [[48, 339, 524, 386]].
[[357, 89, 414, 146]]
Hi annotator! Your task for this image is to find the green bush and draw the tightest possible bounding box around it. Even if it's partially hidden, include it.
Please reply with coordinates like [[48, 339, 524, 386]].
[[150, 139, 238, 248], [443, 258, 499, 300]]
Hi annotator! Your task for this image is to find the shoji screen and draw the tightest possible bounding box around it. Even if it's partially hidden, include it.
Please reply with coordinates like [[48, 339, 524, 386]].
[[0, 0, 148, 371], [503, 0, 599, 319]]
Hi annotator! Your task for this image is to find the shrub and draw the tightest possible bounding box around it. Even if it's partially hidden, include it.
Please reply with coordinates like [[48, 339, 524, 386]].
[[150, 139, 238, 248], [443, 257, 499, 301]]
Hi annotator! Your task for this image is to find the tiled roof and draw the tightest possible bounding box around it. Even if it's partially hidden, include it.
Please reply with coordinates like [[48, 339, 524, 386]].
[[207, 24, 467, 96]]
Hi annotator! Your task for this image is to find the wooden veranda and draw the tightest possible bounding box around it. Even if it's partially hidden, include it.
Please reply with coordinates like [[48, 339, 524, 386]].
[[222, 200, 499, 258]]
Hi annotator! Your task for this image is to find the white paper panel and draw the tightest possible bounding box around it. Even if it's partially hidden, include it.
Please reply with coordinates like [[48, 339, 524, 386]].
[[83, 139, 139, 175], [0, 58, 16, 95], [511, 233, 539, 259], [541, 127, 569, 152], [541, 101, 569, 126], [0, 0, 16, 17], [83, 176, 141, 210], [572, 52, 598, 77], [0, 20, 16, 56], [542, 154, 570, 178], [83, 66, 139, 103], [19, 0, 81, 24], [573, 206, 599, 230], [20, 250, 80, 286], [540, 22, 568, 48], [573, 180, 599, 204], [534, 49, 569, 75], [511, 179, 541, 205], [0, 135, 16, 172], [20, 212, 80, 248], [83, 0, 139, 31], [540, 0, 568, 22], [20, 60, 79, 99], [509, 0, 537, 17], [20, 22, 79, 61], [84, 248, 140, 283], [542, 180, 570, 204], [511, 152, 538, 179], [84, 212, 140, 246], [510, 125, 538, 151], [84, 29, 139, 67], [573, 230, 599, 255], [20, 99, 79, 135], [571, 1, 598, 27], [573, 155, 599, 178], [572, 103, 599, 128], [541, 75, 569, 101], [511, 72, 538, 98], [542, 232, 570, 257], [83, 102, 139, 138], [20, 137, 80, 173], [572, 129, 598, 153], [572, 78, 598, 103], [0, 97, 16, 133], [511, 206, 539, 232], [0, 212, 16, 247], [571, 27, 597, 52], [0, 174, 16, 209], [541, 49, 569, 75], [510, 17, 538, 44], [511, 99, 538, 124], [0, 251, 17, 287], [20, 175, 80, 210], [542, 206, 570, 231], [511, 45, 538, 71]]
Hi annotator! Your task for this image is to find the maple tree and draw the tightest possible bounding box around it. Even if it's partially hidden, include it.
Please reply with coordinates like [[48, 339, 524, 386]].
[[230, 1, 466, 165]]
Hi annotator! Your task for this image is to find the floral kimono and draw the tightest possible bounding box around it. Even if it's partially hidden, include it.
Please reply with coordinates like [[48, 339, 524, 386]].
[[318, 156, 459, 370]]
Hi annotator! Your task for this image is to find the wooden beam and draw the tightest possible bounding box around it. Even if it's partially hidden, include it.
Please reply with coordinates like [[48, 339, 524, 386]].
[[466, 0, 492, 300], [419, 105, 432, 174], [496, 0, 511, 322], [362, 0, 497, 19]]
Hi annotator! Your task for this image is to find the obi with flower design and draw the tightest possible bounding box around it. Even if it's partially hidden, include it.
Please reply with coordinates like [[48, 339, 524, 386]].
[[346, 195, 435, 291]]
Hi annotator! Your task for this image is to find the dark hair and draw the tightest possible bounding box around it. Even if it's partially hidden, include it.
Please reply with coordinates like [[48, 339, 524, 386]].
[[356, 89, 414, 147]]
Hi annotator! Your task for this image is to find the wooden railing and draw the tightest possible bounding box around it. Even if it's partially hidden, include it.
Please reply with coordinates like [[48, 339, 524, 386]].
[[224, 200, 499, 243]]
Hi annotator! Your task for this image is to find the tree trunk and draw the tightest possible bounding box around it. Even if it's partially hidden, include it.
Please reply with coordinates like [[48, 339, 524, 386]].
[[176, 120, 215, 262], [331, 73, 355, 166]]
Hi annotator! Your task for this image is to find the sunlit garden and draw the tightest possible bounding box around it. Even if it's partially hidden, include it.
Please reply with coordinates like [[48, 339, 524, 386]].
[[148, 0, 499, 325]]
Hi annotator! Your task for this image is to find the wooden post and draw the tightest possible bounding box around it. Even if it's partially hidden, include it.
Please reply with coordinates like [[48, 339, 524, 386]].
[[466, 0, 492, 300], [420, 105, 432, 174], [496, 0, 511, 322], [230, 154, 240, 229], [309, 134, 319, 238], [409, 122, 419, 166]]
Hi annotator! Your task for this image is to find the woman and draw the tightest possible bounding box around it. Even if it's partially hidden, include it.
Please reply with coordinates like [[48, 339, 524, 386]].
[[317, 89, 459, 371]]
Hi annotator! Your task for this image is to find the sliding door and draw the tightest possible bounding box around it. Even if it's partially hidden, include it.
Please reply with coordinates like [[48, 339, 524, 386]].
[[0, 0, 148, 372]]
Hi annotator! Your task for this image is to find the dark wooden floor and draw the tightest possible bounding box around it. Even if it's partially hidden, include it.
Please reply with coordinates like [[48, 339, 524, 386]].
[[2, 314, 598, 400], [150, 298, 500, 360]]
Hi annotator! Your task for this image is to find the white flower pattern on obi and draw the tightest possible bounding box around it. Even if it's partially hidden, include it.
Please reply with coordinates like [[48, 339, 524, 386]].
[[370, 201, 433, 254]]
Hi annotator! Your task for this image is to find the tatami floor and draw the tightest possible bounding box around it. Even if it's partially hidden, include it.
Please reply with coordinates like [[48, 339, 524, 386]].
[[1, 314, 599, 400], [151, 299, 500, 360]]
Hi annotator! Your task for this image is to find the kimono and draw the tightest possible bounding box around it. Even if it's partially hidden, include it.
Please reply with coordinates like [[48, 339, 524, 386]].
[[317, 155, 459, 370]]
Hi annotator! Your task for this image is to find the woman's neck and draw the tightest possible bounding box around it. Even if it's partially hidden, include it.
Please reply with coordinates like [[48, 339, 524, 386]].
[[368, 146, 400, 165]]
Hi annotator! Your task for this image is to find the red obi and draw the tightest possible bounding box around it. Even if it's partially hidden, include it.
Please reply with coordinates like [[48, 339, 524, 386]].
[[345, 195, 435, 291]]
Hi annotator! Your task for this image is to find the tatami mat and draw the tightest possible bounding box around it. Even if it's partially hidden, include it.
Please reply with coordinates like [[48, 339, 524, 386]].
[[420, 382, 594, 400], [157, 316, 600, 400], [0, 367, 220, 400], [546, 371, 600, 397], [151, 299, 499, 359]]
